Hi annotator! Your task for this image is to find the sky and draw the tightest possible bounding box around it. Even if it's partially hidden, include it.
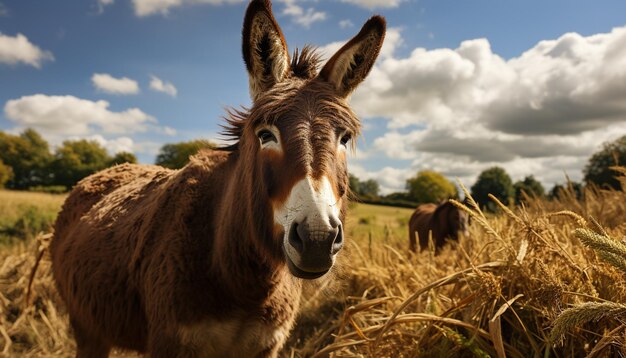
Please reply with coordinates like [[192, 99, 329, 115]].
[[2, 0, 626, 194]]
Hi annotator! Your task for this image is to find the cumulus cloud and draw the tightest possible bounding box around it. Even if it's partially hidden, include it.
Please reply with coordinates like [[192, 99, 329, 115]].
[[340, 0, 403, 10], [0, 33, 54, 68], [132, 0, 243, 17], [339, 19, 354, 29], [3, 94, 157, 137], [97, 0, 114, 13], [345, 26, 626, 193], [149, 75, 178, 97], [279, 0, 326, 28], [92, 73, 140, 95], [83, 134, 134, 154]]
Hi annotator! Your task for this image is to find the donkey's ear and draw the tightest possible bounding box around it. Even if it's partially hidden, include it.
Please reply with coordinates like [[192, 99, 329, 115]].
[[319, 16, 385, 98], [242, 0, 290, 101]]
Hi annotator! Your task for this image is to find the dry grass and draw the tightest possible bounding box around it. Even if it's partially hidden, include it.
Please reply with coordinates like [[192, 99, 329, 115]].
[[1, 171, 625, 357]]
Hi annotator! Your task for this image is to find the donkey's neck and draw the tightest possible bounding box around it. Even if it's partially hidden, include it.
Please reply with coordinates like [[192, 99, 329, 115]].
[[209, 151, 297, 304]]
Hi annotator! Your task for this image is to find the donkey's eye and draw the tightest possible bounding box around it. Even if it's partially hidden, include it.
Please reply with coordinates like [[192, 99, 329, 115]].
[[258, 129, 277, 146], [339, 133, 352, 147]]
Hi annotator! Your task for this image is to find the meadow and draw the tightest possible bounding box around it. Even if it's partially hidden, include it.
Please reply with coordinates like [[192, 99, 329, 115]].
[[1, 171, 626, 357]]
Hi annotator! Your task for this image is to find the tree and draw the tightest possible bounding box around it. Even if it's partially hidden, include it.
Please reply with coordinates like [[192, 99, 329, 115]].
[[109, 152, 138, 166], [349, 174, 361, 196], [0, 159, 13, 188], [471, 167, 514, 210], [549, 182, 583, 201], [155, 140, 216, 169], [348, 174, 380, 199], [51, 139, 111, 189], [583, 135, 626, 190], [406, 170, 457, 204], [513, 175, 545, 205], [0, 129, 53, 189]]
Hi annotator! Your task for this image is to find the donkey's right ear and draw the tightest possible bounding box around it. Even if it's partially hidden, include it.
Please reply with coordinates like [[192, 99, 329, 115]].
[[242, 0, 290, 101], [319, 16, 385, 98]]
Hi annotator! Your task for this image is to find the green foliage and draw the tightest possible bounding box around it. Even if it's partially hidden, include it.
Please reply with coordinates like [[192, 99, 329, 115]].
[[349, 174, 380, 199], [155, 140, 215, 169], [27, 185, 67, 194], [584, 134, 626, 190], [0, 129, 53, 189], [51, 139, 111, 189], [406, 170, 457, 204], [109, 151, 138, 166], [470, 166, 514, 210], [513, 175, 545, 205], [0, 205, 57, 245], [0, 159, 13, 188], [549, 182, 583, 200]]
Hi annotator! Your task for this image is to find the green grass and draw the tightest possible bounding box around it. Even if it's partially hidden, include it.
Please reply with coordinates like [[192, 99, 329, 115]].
[[346, 202, 414, 248], [0, 190, 65, 245]]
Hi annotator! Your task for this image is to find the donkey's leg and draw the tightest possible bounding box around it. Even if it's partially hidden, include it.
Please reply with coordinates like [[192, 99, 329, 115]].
[[71, 318, 111, 358]]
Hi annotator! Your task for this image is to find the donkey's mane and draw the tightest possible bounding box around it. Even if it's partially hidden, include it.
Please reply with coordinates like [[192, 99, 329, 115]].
[[291, 45, 322, 79], [220, 46, 360, 152]]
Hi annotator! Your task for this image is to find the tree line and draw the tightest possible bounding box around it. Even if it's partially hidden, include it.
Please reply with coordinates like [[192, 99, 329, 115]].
[[1, 128, 624, 204], [0, 128, 214, 192], [349, 134, 626, 209]]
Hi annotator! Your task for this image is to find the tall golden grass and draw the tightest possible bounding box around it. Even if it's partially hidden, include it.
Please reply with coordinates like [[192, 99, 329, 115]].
[[1, 170, 625, 356]]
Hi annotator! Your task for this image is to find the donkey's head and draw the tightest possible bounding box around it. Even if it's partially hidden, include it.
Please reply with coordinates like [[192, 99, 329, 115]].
[[228, 0, 385, 279]]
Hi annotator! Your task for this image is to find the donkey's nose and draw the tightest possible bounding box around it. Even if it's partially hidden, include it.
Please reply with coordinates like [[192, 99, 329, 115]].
[[285, 216, 343, 279]]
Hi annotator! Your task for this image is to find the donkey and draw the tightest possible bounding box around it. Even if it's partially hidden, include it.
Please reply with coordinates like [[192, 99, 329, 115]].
[[50, 1, 385, 357], [408, 201, 469, 253]]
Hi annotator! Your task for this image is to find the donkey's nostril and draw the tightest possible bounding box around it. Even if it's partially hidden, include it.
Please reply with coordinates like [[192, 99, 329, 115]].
[[331, 225, 343, 255], [288, 223, 304, 254], [329, 215, 341, 229]]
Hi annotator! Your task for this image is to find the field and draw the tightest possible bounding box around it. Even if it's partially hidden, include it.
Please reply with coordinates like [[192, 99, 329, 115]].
[[1, 172, 626, 357]]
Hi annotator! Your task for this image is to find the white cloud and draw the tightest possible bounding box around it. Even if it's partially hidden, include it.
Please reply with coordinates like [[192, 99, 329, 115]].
[[279, 0, 326, 28], [341, 0, 403, 10], [344, 25, 626, 193], [339, 19, 354, 29], [83, 134, 134, 154], [350, 164, 413, 195], [132, 0, 243, 17], [97, 0, 114, 13], [149, 75, 178, 97], [92, 73, 140, 95], [4, 94, 157, 137], [163, 126, 177, 136], [0, 33, 54, 68]]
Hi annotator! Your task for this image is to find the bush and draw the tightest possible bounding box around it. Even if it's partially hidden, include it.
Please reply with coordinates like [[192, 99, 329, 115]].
[[0, 205, 56, 244], [513, 175, 545, 205], [584, 134, 626, 190], [155, 140, 216, 169], [27, 185, 68, 194], [0, 159, 13, 188], [406, 170, 457, 204], [471, 166, 514, 211]]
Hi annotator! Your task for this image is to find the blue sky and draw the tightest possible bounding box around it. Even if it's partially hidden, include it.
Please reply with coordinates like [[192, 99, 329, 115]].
[[2, 0, 626, 193]]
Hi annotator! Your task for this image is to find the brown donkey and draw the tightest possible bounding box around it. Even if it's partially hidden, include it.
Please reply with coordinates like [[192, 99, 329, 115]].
[[408, 201, 469, 253], [50, 1, 385, 357]]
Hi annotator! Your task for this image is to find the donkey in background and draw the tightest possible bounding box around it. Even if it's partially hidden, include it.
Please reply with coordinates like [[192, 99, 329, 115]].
[[408, 201, 469, 253], [50, 1, 385, 357]]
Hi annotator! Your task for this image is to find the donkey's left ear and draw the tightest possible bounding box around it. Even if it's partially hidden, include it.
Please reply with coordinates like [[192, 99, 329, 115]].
[[242, 0, 290, 101], [319, 16, 386, 98]]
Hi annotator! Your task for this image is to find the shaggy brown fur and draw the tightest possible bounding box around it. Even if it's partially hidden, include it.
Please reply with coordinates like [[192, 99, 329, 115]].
[[408, 201, 469, 253], [50, 1, 385, 357]]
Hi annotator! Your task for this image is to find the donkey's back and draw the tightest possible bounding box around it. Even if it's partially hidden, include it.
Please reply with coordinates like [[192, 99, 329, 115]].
[[51, 163, 173, 354], [51, 151, 228, 356]]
